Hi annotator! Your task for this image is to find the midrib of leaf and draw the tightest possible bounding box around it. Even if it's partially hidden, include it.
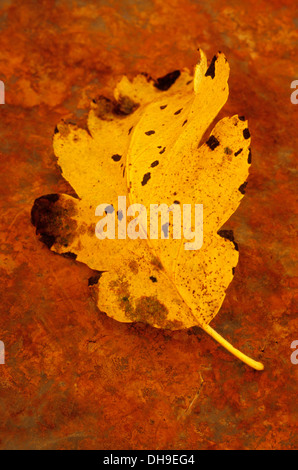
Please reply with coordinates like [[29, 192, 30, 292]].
[[126, 120, 263, 371]]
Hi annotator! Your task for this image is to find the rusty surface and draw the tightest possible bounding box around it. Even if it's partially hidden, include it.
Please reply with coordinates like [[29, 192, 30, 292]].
[[0, 0, 297, 450]]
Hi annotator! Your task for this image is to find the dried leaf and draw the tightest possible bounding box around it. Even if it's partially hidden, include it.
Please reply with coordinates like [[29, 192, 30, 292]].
[[32, 50, 264, 370]]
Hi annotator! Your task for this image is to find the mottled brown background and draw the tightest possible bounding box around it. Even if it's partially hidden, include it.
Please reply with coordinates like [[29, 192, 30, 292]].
[[0, 0, 297, 450]]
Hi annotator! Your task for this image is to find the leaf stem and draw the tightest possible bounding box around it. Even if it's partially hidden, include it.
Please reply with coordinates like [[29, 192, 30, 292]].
[[202, 323, 264, 371]]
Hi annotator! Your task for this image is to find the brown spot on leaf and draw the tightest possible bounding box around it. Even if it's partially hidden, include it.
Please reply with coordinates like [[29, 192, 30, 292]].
[[62, 252, 77, 260], [164, 319, 184, 330], [238, 181, 248, 194], [205, 55, 217, 79], [243, 128, 250, 139], [133, 296, 168, 326], [93, 96, 116, 120], [88, 272, 103, 286], [206, 135, 220, 150], [154, 70, 181, 91], [111, 154, 122, 162], [115, 95, 139, 115], [141, 172, 151, 185], [218, 229, 239, 251], [150, 256, 164, 271], [129, 260, 139, 274], [104, 204, 114, 214], [224, 147, 233, 155], [31, 194, 77, 249]]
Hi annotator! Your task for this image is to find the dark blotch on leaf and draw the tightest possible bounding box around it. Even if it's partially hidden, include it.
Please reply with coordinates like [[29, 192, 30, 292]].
[[162, 222, 169, 238], [182, 119, 188, 126], [93, 96, 115, 119], [238, 182, 248, 194], [218, 229, 239, 251], [62, 252, 77, 260], [149, 276, 157, 283], [243, 128, 250, 139], [151, 160, 159, 168], [218, 229, 234, 241], [88, 272, 103, 286], [159, 147, 166, 154], [174, 108, 183, 115], [154, 70, 181, 91], [160, 105, 167, 110], [133, 296, 168, 326], [145, 130, 155, 136], [248, 148, 252, 164], [224, 147, 233, 155], [38, 194, 59, 205], [31, 194, 61, 248], [141, 172, 151, 186], [40, 234, 56, 249], [115, 96, 139, 115], [205, 55, 217, 79], [105, 205, 114, 214], [206, 135, 220, 150], [239, 116, 245, 121], [234, 148, 243, 156], [31, 194, 78, 251], [112, 154, 122, 162], [151, 256, 164, 271]]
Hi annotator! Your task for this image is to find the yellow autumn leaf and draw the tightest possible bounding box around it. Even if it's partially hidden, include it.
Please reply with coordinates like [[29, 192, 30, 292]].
[[32, 50, 263, 371]]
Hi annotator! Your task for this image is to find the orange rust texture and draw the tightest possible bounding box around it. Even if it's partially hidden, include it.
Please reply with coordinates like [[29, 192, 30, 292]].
[[0, 0, 297, 450]]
